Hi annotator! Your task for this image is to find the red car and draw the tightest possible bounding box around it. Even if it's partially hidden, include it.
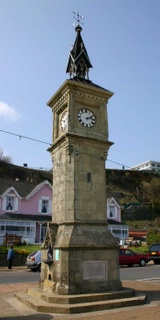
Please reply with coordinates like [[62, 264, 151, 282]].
[[119, 248, 148, 267]]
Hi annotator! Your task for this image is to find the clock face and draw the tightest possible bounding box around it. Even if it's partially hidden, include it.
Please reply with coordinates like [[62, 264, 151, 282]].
[[60, 110, 68, 131], [77, 109, 96, 127]]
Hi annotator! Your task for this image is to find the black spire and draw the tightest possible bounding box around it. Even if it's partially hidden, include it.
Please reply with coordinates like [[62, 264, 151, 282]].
[[66, 22, 93, 80]]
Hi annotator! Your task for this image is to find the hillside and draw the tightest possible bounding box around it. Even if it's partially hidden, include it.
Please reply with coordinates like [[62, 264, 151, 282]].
[[0, 160, 159, 208], [0, 161, 52, 184], [106, 169, 160, 206]]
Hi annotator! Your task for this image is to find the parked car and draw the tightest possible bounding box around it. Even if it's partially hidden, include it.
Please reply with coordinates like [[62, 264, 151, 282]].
[[148, 243, 160, 265], [26, 250, 41, 272], [119, 248, 148, 267]]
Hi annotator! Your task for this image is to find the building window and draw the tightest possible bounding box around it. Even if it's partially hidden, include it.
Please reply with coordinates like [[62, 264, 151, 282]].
[[112, 229, 121, 235], [109, 205, 116, 218], [2, 195, 18, 212], [87, 172, 92, 182], [6, 197, 14, 211], [41, 200, 48, 213], [38, 198, 51, 214]]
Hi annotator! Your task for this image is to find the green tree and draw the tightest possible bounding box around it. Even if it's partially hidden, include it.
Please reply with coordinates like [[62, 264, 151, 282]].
[[140, 178, 160, 218], [146, 229, 160, 247]]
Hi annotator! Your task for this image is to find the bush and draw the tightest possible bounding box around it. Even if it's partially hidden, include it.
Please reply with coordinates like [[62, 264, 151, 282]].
[[15, 249, 28, 255], [0, 245, 40, 254], [146, 229, 160, 247]]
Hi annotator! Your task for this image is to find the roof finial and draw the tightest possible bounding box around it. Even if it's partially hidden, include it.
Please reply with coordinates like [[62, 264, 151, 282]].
[[73, 12, 84, 28]]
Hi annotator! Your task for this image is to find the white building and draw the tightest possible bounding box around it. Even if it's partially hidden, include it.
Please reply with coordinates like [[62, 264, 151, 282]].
[[130, 160, 160, 172]]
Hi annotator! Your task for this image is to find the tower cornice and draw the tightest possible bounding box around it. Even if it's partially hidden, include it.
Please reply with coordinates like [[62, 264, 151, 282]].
[[47, 79, 114, 109]]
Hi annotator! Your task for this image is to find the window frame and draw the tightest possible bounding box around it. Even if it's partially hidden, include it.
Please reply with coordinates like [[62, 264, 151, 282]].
[[38, 197, 51, 214], [2, 194, 18, 212]]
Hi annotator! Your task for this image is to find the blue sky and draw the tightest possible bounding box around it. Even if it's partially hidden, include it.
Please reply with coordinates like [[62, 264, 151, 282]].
[[0, 0, 160, 170]]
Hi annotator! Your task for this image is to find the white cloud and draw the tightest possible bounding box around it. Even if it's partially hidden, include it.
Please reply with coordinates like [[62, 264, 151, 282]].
[[0, 101, 21, 122]]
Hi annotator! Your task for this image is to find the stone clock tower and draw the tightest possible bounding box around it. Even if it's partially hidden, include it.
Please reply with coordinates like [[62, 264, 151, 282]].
[[41, 22, 121, 295]]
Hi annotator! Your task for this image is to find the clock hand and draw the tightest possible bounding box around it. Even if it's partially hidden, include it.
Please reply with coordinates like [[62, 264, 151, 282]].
[[86, 116, 93, 120]]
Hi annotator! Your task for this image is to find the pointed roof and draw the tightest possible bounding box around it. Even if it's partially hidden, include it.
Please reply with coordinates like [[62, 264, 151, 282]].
[[66, 25, 92, 80], [0, 180, 52, 198]]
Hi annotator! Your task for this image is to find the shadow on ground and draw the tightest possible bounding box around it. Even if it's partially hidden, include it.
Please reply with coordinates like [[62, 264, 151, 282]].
[[0, 314, 53, 320], [122, 280, 160, 305]]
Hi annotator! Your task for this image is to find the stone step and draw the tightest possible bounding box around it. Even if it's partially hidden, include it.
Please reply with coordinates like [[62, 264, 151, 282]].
[[26, 287, 135, 304], [15, 291, 146, 314]]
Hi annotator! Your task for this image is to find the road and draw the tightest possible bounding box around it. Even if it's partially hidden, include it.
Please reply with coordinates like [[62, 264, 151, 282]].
[[0, 268, 40, 284], [120, 262, 160, 280], [0, 263, 160, 284]]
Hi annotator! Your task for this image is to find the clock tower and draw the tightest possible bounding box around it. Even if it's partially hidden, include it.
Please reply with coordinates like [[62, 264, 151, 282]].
[[41, 21, 121, 295]]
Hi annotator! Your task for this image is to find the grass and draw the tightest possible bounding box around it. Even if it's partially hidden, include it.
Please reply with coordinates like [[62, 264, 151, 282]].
[[1, 244, 149, 254], [130, 246, 149, 253], [0, 244, 41, 254]]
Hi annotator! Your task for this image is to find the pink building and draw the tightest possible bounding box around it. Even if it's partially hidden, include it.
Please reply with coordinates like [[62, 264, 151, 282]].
[[0, 179, 128, 245], [0, 180, 52, 245], [106, 196, 128, 243]]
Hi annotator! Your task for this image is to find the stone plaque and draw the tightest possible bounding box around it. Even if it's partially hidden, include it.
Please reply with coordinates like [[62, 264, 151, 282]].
[[82, 261, 107, 280]]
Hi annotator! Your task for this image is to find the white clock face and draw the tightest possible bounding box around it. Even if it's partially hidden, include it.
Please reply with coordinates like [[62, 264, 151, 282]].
[[60, 110, 68, 131], [77, 109, 96, 127]]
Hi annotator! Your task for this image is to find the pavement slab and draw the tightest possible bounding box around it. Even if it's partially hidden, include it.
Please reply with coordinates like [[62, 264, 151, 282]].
[[0, 276, 160, 320]]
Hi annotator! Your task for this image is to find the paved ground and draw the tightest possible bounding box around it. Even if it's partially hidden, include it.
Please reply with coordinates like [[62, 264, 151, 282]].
[[0, 268, 160, 320]]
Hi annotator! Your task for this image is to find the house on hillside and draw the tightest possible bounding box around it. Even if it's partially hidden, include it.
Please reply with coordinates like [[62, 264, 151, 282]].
[[130, 160, 160, 172], [0, 180, 52, 245], [107, 196, 128, 243], [0, 178, 128, 246]]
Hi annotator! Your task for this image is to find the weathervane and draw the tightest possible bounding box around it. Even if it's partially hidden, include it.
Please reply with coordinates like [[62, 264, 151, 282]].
[[73, 12, 84, 27]]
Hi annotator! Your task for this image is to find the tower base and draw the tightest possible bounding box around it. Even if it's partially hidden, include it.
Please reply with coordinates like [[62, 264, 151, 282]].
[[40, 222, 122, 295], [15, 287, 146, 314]]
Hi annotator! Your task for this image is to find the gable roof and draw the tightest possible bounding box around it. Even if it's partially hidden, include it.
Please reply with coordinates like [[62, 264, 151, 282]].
[[26, 180, 52, 199], [0, 180, 52, 198], [107, 197, 120, 208], [106, 192, 121, 207], [2, 186, 22, 199]]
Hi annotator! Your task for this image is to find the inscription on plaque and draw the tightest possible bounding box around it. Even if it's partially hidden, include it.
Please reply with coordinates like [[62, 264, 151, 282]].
[[82, 261, 107, 280]]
